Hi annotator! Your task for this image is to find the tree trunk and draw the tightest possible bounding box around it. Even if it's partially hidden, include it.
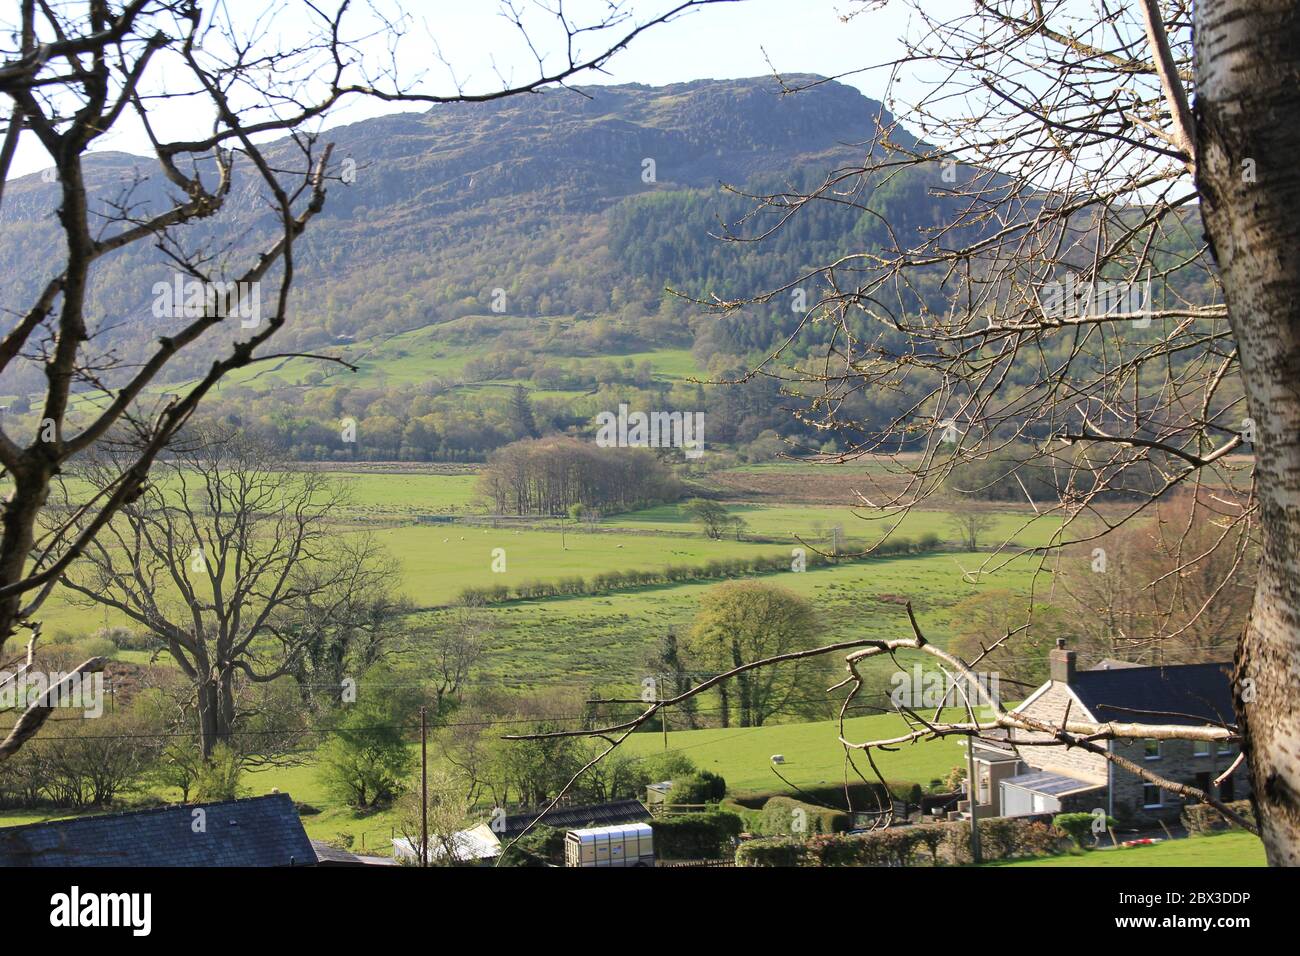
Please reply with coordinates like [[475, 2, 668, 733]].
[[195, 671, 237, 760], [1195, 0, 1300, 865]]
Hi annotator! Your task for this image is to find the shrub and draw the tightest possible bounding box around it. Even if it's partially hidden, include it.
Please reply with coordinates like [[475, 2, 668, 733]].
[[736, 837, 810, 867], [740, 816, 1068, 867], [192, 743, 243, 802], [651, 810, 743, 860], [758, 796, 851, 837], [666, 771, 727, 806], [1182, 799, 1256, 835], [943, 817, 1067, 864], [1053, 811, 1115, 848]]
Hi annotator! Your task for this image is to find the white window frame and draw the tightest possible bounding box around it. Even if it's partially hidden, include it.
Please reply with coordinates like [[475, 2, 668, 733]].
[[1143, 739, 1162, 761], [1142, 782, 1164, 808], [1193, 740, 1211, 757]]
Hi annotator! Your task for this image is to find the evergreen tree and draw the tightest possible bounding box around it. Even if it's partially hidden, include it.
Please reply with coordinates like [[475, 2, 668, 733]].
[[508, 384, 539, 439]]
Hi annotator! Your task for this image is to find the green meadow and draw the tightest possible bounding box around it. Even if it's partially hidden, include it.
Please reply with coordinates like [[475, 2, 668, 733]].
[[606, 502, 1065, 549]]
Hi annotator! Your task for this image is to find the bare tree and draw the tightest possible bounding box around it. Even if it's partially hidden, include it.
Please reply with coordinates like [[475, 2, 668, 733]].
[[0, 0, 737, 758], [946, 509, 996, 552], [419, 610, 491, 715], [55, 425, 399, 759]]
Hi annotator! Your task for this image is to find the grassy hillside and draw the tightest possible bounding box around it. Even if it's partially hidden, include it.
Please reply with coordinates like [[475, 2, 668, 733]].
[[622, 712, 964, 793]]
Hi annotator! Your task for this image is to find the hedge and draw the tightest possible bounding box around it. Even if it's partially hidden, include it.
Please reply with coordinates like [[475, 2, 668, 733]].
[[757, 796, 852, 837], [731, 780, 912, 810], [736, 816, 1068, 867], [454, 538, 946, 607], [651, 811, 744, 860], [1182, 799, 1256, 835]]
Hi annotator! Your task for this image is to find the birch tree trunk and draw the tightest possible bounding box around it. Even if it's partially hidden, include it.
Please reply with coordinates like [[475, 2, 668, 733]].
[[1195, 0, 1300, 866]]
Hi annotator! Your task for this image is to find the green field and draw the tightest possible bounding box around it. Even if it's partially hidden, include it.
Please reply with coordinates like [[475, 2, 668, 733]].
[[373, 524, 804, 607], [437, 548, 1046, 686], [40, 517, 1048, 683], [331, 471, 481, 516], [622, 711, 965, 793], [994, 831, 1266, 867], [5, 463, 1069, 859], [607, 502, 1065, 549]]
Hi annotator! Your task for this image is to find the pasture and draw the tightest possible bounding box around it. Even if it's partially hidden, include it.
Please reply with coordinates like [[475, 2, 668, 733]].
[[621, 711, 965, 793]]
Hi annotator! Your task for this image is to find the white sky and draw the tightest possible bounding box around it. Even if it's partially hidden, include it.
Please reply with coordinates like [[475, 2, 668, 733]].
[[5, 0, 954, 178]]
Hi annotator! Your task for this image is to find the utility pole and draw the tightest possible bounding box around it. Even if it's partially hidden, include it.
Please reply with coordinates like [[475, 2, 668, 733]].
[[662, 689, 668, 750], [420, 705, 428, 868], [965, 735, 981, 864]]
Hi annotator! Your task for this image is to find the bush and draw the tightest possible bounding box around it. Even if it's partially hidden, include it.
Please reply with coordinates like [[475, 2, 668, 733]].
[[738, 816, 1068, 867], [1053, 811, 1116, 848], [192, 743, 242, 802], [732, 780, 905, 810], [666, 771, 726, 806], [943, 817, 1068, 864], [651, 810, 743, 860], [736, 837, 810, 867], [1182, 799, 1256, 835], [36, 709, 161, 808], [758, 796, 851, 837], [65, 637, 118, 661]]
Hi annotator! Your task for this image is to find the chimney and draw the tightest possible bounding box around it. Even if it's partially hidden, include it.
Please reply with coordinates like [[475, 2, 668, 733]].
[[1049, 637, 1076, 684]]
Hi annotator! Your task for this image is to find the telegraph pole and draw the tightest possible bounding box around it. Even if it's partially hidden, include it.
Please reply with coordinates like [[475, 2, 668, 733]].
[[420, 705, 428, 867], [965, 735, 981, 864], [661, 673, 668, 750]]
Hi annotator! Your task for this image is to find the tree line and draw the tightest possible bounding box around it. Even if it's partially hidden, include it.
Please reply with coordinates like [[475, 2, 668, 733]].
[[477, 436, 683, 516]]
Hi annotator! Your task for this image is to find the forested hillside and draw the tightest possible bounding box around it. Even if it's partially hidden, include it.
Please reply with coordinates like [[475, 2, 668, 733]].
[[0, 74, 1215, 463]]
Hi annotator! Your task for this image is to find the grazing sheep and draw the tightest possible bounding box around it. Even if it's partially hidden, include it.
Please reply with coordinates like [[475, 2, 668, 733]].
[[770, 754, 785, 764]]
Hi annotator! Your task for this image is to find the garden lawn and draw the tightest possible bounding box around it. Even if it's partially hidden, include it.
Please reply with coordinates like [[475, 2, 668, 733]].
[[994, 831, 1265, 867]]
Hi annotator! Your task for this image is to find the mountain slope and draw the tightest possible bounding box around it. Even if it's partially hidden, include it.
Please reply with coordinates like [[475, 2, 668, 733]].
[[0, 75, 904, 395]]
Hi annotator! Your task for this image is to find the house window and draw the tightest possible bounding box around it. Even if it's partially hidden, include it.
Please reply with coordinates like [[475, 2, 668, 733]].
[[1217, 740, 1233, 756], [1144, 739, 1161, 760], [1193, 740, 1211, 757], [1143, 783, 1163, 808]]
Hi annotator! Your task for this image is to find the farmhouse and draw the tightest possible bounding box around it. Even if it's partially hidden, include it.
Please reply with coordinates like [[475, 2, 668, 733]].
[[966, 640, 1249, 827]]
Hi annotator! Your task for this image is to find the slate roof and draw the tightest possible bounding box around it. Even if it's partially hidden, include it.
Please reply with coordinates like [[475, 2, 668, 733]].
[[0, 793, 315, 867], [498, 799, 650, 840], [1069, 662, 1235, 727], [311, 839, 395, 866]]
